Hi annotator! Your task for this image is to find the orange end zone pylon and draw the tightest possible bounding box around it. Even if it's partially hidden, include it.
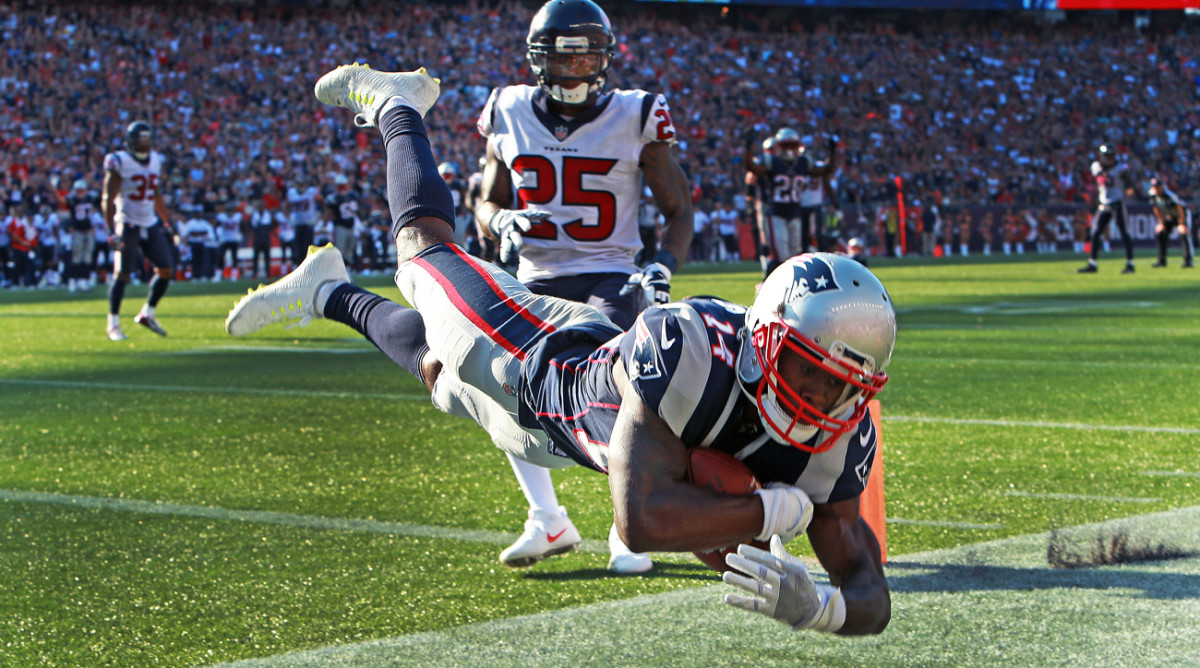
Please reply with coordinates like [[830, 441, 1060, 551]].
[[861, 399, 887, 564]]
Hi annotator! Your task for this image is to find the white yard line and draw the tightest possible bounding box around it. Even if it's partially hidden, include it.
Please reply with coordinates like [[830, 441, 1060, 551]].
[[998, 490, 1161, 504], [885, 415, 1200, 435], [5, 378, 1195, 436], [0, 488, 611, 554], [0, 378, 427, 402]]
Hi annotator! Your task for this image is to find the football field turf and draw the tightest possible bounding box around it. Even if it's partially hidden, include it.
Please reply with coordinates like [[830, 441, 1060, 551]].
[[2, 253, 1198, 667]]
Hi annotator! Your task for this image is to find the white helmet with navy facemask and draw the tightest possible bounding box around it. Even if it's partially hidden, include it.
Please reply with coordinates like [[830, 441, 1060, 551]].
[[736, 253, 896, 453], [526, 0, 616, 107]]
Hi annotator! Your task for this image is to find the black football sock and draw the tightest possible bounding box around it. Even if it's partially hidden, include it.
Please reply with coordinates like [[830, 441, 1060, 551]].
[[108, 278, 127, 315], [147, 274, 170, 307], [323, 283, 429, 384], [379, 105, 456, 238]]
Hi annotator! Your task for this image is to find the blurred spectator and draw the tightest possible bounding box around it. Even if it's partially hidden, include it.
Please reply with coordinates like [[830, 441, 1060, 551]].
[[2, 1, 1199, 290]]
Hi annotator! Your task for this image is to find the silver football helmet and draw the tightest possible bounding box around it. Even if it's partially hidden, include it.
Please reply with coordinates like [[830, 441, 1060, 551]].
[[773, 127, 802, 161], [736, 253, 896, 453]]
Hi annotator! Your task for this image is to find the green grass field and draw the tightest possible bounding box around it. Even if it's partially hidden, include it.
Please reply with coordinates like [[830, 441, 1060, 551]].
[[2, 253, 1198, 667]]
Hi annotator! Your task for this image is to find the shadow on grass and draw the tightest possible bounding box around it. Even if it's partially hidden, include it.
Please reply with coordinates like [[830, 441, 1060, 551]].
[[886, 558, 1200, 600], [522, 560, 719, 584]]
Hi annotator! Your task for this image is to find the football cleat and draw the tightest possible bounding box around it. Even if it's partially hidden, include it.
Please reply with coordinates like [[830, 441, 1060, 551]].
[[607, 523, 653, 574], [1121, 263, 1135, 274], [134, 313, 167, 337], [314, 63, 441, 128], [1077, 264, 1098, 274], [225, 244, 349, 336], [499, 506, 582, 568], [106, 325, 127, 341]]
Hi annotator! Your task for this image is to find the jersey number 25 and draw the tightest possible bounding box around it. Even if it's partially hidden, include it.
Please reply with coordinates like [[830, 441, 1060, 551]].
[[513, 155, 617, 242]]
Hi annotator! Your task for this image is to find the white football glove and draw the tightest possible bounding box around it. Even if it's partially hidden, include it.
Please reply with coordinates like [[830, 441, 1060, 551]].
[[487, 208, 551, 264], [619, 252, 676, 306], [723, 534, 847, 633], [754, 482, 813, 543]]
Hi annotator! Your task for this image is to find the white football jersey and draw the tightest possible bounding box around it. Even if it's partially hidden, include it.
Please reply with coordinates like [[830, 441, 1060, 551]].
[[798, 163, 827, 207], [216, 211, 244, 244], [1091, 161, 1130, 205], [103, 150, 165, 228], [478, 85, 677, 282], [288, 186, 320, 226], [182, 217, 215, 244]]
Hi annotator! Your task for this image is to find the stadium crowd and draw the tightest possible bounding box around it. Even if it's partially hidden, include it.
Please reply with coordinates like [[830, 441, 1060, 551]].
[[3, 0, 1199, 286]]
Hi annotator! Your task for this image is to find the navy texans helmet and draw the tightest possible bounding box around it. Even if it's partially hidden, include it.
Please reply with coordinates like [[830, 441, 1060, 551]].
[[526, 0, 616, 107], [125, 120, 153, 160], [1098, 144, 1117, 167]]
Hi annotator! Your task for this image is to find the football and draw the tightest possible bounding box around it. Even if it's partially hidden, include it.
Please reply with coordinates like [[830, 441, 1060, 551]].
[[687, 448, 768, 573]]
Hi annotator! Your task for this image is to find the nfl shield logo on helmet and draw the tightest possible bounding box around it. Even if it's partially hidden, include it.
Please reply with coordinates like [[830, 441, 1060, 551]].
[[554, 125, 569, 140]]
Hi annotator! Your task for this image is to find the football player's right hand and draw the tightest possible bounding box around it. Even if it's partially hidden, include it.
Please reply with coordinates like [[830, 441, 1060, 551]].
[[742, 128, 758, 150], [723, 535, 847, 633], [487, 208, 552, 264], [754, 482, 813, 543]]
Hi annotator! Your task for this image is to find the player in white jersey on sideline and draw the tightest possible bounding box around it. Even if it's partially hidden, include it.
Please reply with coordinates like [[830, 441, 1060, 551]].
[[474, 0, 693, 574], [215, 202, 245, 281], [287, 181, 321, 272], [103, 120, 176, 340], [1078, 144, 1136, 274]]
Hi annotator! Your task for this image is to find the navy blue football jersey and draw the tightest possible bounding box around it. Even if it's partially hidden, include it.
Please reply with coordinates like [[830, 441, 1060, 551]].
[[763, 154, 815, 220], [519, 297, 878, 504]]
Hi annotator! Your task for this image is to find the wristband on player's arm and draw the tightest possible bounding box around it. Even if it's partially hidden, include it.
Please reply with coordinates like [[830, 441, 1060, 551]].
[[651, 250, 678, 274]]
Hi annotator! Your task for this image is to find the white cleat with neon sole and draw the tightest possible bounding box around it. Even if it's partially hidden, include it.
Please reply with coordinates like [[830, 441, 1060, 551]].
[[225, 244, 349, 337], [314, 62, 441, 127]]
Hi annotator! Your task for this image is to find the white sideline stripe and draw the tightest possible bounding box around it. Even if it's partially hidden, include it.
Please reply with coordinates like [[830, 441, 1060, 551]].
[[3, 378, 1195, 437], [0, 378, 428, 403], [884, 415, 1200, 436], [999, 490, 1161, 504], [904, 356, 1200, 371], [1, 487, 1004, 542], [1140, 470, 1200, 478], [887, 518, 1004, 530], [0, 488, 609, 554]]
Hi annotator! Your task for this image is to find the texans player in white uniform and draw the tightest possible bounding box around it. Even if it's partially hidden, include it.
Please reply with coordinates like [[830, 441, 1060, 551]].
[[473, 0, 693, 573], [1078, 144, 1136, 274], [215, 202, 244, 281], [226, 63, 896, 636], [744, 128, 838, 279], [287, 181, 321, 272], [103, 120, 176, 341]]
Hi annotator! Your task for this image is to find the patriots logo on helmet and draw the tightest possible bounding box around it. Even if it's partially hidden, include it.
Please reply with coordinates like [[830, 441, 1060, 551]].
[[785, 255, 840, 303]]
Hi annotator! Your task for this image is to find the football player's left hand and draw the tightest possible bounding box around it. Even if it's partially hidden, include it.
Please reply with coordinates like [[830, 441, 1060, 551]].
[[722, 535, 847, 633], [488, 208, 551, 264], [619, 261, 672, 305]]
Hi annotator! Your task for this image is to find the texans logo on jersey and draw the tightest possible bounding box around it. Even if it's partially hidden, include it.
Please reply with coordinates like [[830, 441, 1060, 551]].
[[786, 255, 840, 303]]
